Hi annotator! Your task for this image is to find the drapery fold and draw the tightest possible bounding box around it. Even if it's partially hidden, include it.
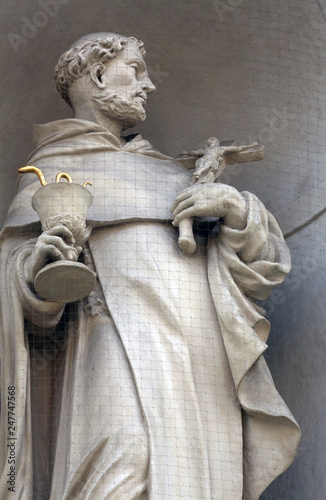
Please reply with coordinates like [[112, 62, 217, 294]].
[[0, 237, 33, 499], [0, 119, 300, 499], [208, 192, 300, 499]]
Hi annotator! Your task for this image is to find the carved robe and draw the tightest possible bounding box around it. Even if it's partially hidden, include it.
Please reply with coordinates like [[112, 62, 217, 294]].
[[0, 119, 300, 499]]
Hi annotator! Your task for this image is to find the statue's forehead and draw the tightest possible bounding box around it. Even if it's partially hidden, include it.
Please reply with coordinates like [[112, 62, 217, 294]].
[[119, 42, 144, 61]]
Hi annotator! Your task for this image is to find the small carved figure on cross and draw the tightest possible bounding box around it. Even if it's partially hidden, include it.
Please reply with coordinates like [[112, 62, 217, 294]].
[[177, 138, 265, 253], [193, 137, 259, 184]]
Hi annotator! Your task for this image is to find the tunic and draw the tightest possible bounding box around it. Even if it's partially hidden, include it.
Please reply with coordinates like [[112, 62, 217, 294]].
[[0, 119, 300, 499]]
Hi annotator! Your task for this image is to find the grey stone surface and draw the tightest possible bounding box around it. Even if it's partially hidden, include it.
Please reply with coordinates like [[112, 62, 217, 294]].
[[262, 213, 326, 499], [0, 0, 325, 498]]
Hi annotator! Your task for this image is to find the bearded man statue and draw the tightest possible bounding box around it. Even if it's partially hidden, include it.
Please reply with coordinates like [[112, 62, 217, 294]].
[[0, 32, 300, 500]]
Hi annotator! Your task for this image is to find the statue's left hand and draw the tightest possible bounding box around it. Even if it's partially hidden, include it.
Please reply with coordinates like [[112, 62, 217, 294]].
[[171, 183, 248, 230]]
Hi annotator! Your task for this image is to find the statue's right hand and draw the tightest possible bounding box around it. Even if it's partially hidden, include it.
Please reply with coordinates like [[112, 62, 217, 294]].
[[25, 225, 81, 285]]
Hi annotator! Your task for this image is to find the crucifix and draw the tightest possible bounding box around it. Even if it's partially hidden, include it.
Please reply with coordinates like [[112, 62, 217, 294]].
[[175, 138, 265, 253]]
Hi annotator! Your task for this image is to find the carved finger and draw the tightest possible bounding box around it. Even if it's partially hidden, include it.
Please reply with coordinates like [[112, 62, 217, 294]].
[[67, 250, 79, 262], [40, 244, 64, 261], [44, 225, 75, 245], [172, 197, 195, 216], [170, 187, 196, 212], [172, 205, 202, 226], [42, 235, 76, 252], [41, 236, 79, 261], [173, 198, 222, 225]]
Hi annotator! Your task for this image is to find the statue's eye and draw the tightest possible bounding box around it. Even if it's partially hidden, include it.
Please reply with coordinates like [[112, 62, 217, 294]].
[[129, 64, 138, 73]]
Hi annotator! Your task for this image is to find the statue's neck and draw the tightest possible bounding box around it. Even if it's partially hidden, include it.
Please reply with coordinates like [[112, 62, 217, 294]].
[[73, 105, 126, 145]]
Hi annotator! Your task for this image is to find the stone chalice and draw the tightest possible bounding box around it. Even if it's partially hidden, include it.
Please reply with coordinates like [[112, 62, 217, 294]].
[[18, 166, 96, 303]]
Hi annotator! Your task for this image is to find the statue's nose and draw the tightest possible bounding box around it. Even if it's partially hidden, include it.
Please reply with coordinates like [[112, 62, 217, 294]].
[[141, 75, 156, 94]]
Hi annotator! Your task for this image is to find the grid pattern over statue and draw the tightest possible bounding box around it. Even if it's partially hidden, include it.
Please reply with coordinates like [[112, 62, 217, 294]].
[[0, 2, 325, 499]]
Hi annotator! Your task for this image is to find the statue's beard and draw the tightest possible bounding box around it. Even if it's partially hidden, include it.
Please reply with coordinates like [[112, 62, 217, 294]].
[[93, 92, 146, 129]]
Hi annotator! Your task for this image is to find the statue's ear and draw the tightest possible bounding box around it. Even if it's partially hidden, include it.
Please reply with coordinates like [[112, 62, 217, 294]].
[[90, 63, 106, 89]]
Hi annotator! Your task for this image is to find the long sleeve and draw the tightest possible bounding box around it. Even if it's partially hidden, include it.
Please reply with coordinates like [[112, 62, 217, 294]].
[[217, 191, 291, 301], [0, 234, 66, 499], [13, 239, 64, 329], [207, 191, 300, 500]]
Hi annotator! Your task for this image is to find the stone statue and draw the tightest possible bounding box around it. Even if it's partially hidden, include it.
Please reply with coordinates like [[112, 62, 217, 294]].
[[0, 32, 300, 499]]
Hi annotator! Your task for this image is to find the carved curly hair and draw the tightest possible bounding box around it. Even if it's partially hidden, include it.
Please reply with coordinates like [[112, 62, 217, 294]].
[[54, 35, 146, 108]]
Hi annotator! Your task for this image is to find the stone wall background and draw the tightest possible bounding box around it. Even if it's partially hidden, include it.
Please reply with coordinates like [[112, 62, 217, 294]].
[[1, 0, 325, 498]]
